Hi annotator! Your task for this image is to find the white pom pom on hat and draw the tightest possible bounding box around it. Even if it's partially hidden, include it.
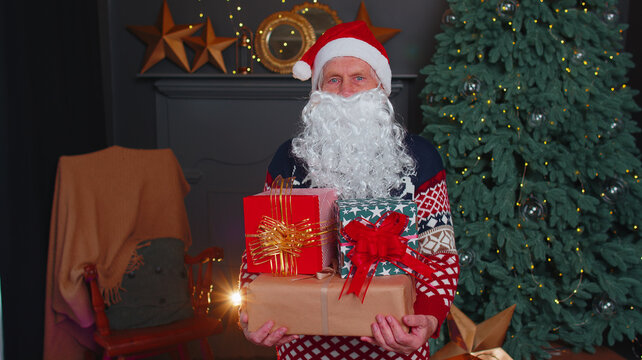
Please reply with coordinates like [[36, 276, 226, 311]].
[[292, 20, 392, 96]]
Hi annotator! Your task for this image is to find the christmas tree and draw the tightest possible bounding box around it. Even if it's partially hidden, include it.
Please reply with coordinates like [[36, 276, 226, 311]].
[[420, 0, 641, 359]]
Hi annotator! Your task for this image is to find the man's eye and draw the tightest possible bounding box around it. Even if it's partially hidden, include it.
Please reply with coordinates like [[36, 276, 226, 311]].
[[329, 78, 339, 83], [356, 76, 364, 81]]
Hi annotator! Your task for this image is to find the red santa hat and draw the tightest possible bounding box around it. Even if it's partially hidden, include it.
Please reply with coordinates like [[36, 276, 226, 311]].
[[292, 20, 392, 96]]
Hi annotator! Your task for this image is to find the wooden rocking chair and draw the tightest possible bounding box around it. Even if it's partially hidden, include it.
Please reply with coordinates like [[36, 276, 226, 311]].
[[83, 246, 224, 360]]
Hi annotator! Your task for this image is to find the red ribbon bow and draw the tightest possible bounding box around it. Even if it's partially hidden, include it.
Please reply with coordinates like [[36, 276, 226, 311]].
[[341, 211, 440, 301]]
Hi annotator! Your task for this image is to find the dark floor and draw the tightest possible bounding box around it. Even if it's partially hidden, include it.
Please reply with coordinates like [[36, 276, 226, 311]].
[[547, 340, 640, 360]]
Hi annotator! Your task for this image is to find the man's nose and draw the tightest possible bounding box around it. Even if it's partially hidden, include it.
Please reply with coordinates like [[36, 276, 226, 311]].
[[339, 83, 357, 97]]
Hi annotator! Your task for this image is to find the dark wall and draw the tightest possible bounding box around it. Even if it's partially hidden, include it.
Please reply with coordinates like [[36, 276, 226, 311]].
[[100, 0, 450, 147], [623, 0, 642, 148], [0, 3, 8, 356], [0, 1, 107, 359]]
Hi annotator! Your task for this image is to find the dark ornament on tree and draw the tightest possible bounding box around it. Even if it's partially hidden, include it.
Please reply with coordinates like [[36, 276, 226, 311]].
[[592, 294, 617, 318], [462, 77, 482, 96], [495, 87, 507, 103], [426, 92, 438, 106], [601, 177, 629, 204], [497, 0, 518, 18], [459, 249, 476, 267], [520, 196, 546, 221], [442, 9, 457, 26], [606, 118, 622, 137], [602, 8, 619, 25], [528, 109, 546, 127], [571, 48, 585, 65]]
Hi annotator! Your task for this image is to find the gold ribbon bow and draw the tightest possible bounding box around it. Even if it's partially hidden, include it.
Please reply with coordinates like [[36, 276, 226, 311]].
[[248, 176, 335, 276]]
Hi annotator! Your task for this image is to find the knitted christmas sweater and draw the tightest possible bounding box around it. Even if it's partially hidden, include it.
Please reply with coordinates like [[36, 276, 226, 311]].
[[240, 135, 459, 360]]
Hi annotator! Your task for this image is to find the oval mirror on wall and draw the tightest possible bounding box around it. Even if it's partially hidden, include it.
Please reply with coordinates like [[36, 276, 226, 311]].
[[291, 2, 342, 40], [255, 11, 316, 74]]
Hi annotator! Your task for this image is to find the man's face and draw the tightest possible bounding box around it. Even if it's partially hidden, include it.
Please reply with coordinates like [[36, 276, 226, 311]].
[[319, 56, 380, 98]]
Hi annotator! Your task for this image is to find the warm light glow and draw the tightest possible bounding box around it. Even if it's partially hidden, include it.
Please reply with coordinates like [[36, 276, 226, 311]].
[[230, 291, 242, 306]]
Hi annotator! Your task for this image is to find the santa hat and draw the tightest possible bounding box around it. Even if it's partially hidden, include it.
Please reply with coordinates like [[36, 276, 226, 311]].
[[292, 20, 391, 96]]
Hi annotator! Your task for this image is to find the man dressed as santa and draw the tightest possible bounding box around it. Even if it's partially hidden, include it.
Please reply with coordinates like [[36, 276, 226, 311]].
[[239, 21, 459, 359]]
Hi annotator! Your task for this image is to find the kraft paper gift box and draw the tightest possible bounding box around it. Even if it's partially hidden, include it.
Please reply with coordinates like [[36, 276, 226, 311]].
[[337, 198, 419, 278], [245, 274, 415, 337], [243, 187, 337, 275]]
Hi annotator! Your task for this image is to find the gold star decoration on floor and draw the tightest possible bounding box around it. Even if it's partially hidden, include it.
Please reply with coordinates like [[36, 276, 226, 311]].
[[127, 0, 202, 73], [431, 304, 516, 360], [354, 1, 401, 44], [184, 17, 236, 73]]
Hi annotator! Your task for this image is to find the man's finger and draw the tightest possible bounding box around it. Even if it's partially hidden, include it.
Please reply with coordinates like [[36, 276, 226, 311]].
[[376, 315, 399, 348], [262, 327, 288, 347], [239, 311, 249, 326], [402, 314, 429, 328], [371, 323, 394, 352], [276, 334, 300, 346], [360, 336, 375, 345], [404, 314, 439, 339], [247, 320, 274, 344], [386, 315, 413, 344]]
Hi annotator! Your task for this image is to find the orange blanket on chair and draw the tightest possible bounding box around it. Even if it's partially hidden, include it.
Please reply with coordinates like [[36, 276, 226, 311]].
[[43, 146, 193, 360]]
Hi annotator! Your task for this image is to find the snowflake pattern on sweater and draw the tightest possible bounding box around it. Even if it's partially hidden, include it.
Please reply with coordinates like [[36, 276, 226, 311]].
[[240, 135, 459, 359]]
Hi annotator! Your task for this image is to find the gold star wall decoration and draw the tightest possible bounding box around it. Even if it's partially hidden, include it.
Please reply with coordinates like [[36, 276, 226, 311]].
[[354, 1, 401, 44], [184, 17, 236, 73], [431, 304, 516, 360], [127, 0, 202, 73]]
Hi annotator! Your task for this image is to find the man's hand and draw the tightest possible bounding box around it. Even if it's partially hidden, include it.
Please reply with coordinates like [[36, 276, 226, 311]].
[[238, 310, 299, 347], [360, 314, 438, 355]]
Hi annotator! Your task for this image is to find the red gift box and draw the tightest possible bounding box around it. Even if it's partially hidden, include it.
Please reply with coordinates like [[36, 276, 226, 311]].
[[243, 188, 337, 275]]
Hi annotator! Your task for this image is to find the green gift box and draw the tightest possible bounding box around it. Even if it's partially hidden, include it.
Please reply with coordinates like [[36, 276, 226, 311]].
[[337, 198, 419, 278]]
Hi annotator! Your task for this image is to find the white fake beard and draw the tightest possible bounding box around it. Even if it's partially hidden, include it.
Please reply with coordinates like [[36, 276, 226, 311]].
[[291, 88, 416, 199]]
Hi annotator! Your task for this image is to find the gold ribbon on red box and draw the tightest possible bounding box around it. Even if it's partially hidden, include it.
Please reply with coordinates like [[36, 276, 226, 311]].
[[247, 176, 335, 276]]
